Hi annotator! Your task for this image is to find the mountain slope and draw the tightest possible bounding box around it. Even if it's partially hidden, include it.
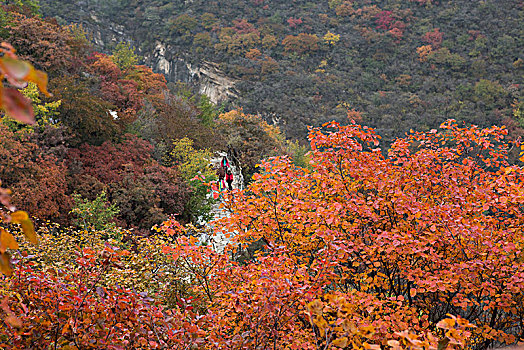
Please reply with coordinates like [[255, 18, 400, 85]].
[[39, 0, 524, 141]]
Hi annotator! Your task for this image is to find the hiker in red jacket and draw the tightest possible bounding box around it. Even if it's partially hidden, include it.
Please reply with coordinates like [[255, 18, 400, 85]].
[[226, 168, 234, 191]]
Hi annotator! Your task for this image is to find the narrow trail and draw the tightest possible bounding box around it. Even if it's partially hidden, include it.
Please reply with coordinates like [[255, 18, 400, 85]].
[[199, 151, 244, 252]]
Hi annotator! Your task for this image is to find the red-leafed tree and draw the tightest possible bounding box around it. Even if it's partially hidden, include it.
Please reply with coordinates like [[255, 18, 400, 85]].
[[232, 19, 257, 34], [287, 17, 303, 28], [0, 246, 207, 349], [0, 124, 70, 223], [67, 135, 191, 229], [3, 12, 78, 73], [186, 119, 524, 349], [88, 53, 143, 124], [375, 10, 395, 30], [423, 28, 443, 49], [67, 135, 153, 185]]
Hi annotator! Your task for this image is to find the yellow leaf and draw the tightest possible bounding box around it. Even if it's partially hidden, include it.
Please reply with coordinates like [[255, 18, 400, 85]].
[[359, 325, 376, 337], [0, 229, 19, 253], [313, 316, 328, 334], [10, 211, 28, 224], [21, 219, 38, 245]]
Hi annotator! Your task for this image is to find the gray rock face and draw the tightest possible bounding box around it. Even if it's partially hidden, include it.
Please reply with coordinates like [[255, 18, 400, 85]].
[[145, 43, 239, 104], [187, 62, 239, 104]]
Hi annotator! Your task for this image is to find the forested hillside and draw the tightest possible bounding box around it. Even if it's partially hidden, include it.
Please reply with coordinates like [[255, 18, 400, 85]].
[[38, 0, 523, 141], [0, 1, 289, 231]]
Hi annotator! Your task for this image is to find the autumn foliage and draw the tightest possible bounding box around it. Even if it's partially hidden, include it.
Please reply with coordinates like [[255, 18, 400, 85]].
[[207, 120, 524, 348], [1, 3, 524, 349], [0, 8, 222, 229], [0, 40, 46, 277], [1, 119, 524, 348]]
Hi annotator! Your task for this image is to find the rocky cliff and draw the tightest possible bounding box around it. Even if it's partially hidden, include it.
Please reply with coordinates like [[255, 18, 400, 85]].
[[147, 42, 238, 104], [40, 2, 238, 105]]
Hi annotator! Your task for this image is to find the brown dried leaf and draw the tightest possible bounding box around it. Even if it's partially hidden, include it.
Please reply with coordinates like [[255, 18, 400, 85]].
[[0, 252, 13, 276]]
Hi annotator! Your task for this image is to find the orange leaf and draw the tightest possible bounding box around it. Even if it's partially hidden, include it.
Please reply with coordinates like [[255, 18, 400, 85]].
[[0, 252, 13, 276], [0, 229, 18, 253], [21, 219, 38, 245], [10, 210, 28, 224], [437, 317, 456, 330], [26, 67, 51, 97], [4, 314, 22, 328], [332, 337, 348, 347]]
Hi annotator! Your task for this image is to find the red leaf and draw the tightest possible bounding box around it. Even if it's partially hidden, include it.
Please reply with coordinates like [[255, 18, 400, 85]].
[[1, 88, 35, 124]]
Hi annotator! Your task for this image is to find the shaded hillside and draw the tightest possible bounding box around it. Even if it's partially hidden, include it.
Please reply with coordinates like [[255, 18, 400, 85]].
[[39, 0, 524, 141]]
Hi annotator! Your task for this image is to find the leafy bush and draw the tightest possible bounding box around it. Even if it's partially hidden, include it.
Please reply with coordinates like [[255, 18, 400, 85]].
[[166, 137, 216, 223], [70, 191, 119, 231]]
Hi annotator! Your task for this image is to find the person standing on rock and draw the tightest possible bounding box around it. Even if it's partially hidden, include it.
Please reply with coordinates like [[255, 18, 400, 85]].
[[226, 168, 234, 191]]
